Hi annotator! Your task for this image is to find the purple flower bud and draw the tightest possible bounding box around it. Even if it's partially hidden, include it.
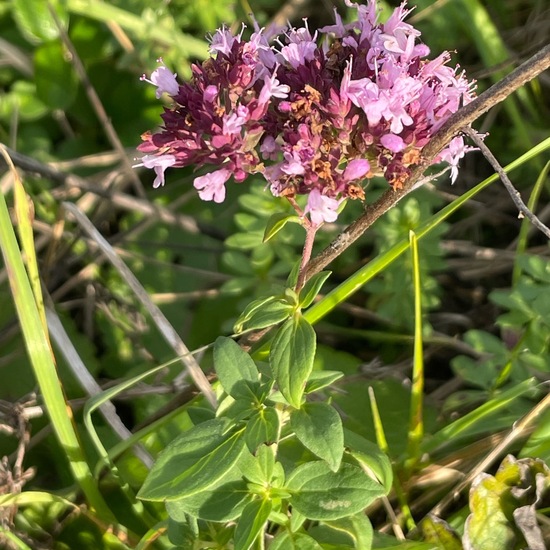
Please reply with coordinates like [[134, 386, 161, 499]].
[[344, 159, 371, 181], [203, 85, 218, 102], [380, 134, 406, 153]]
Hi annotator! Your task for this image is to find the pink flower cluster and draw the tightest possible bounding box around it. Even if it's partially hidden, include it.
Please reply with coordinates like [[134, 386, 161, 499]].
[[136, 0, 476, 225]]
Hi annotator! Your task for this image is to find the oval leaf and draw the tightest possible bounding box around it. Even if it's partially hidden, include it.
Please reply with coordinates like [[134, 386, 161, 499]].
[[214, 337, 259, 399], [287, 461, 385, 521], [138, 419, 245, 501], [291, 402, 344, 471], [270, 532, 323, 549], [238, 300, 294, 332], [234, 498, 272, 550], [234, 295, 277, 333], [304, 370, 345, 394], [166, 469, 250, 522], [344, 429, 393, 493], [326, 514, 374, 550], [244, 406, 279, 452], [271, 315, 316, 408]]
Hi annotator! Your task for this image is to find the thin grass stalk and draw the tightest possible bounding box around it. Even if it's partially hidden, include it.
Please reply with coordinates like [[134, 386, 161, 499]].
[[406, 230, 424, 471]]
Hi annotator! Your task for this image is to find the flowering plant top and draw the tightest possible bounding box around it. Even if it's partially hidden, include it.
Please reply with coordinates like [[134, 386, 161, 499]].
[[136, 0, 476, 225]]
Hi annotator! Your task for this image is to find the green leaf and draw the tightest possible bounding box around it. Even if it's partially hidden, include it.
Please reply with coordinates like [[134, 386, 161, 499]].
[[234, 295, 277, 333], [0, 81, 48, 122], [222, 250, 255, 276], [244, 406, 279, 452], [299, 271, 332, 309], [238, 445, 276, 485], [304, 371, 345, 394], [271, 315, 316, 408], [263, 212, 301, 242], [234, 498, 272, 550], [291, 403, 344, 471], [167, 515, 198, 548], [220, 276, 255, 295], [286, 260, 301, 289], [34, 41, 78, 110], [239, 300, 294, 332], [344, 429, 393, 494], [269, 532, 323, 549], [138, 419, 246, 501], [326, 514, 374, 550], [12, 0, 68, 43], [226, 231, 264, 250], [214, 337, 259, 399], [287, 461, 385, 520], [165, 469, 251, 522], [517, 254, 550, 283]]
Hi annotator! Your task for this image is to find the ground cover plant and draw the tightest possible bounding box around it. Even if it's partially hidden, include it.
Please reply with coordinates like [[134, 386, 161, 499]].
[[0, 0, 550, 548]]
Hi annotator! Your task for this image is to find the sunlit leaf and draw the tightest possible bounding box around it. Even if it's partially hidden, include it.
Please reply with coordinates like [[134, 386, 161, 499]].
[[291, 403, 344, 471], [287, 461, 385, 520], [138, 419, 246, 501], [270, 315, 316, 408]]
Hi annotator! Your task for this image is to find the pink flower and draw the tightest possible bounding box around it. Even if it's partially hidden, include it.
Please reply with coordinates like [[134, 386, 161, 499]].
[[209, 27, 239, 56], [134, 154, 177, 188], [258, 70, 291, 105], [281, 151, 306, 176], [141, 60, 179, 99], [223, 106, 249, 136], [436, 136, 476, 183], [260, 136, 279, 160], [194, 169, 231, 203], [138, 0, 477, 219], [305, 189, 342, 226]]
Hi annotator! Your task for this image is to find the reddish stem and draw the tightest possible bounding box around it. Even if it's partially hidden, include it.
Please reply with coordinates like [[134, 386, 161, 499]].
[[285, 196, 319, 293], [295, 221, 318, 293]]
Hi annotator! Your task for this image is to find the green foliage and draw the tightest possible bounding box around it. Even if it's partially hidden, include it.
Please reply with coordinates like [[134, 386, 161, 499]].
[[451, 255, 550, 400], [137, 334, 389, 547]]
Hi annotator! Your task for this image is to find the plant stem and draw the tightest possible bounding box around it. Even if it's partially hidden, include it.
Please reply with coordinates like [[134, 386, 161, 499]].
[[295, 222, 318, 293]]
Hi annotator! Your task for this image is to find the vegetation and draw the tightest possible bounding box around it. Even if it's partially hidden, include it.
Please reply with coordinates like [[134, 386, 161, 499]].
[[0, 0, 549, 549]]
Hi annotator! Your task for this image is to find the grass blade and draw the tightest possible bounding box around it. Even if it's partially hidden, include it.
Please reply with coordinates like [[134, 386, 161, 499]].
[[406, 230, 424, 469], [0, 148, 115, 522]]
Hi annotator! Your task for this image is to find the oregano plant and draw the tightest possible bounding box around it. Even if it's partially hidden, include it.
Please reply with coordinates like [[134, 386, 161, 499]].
[[135, 0, 480, 547]]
